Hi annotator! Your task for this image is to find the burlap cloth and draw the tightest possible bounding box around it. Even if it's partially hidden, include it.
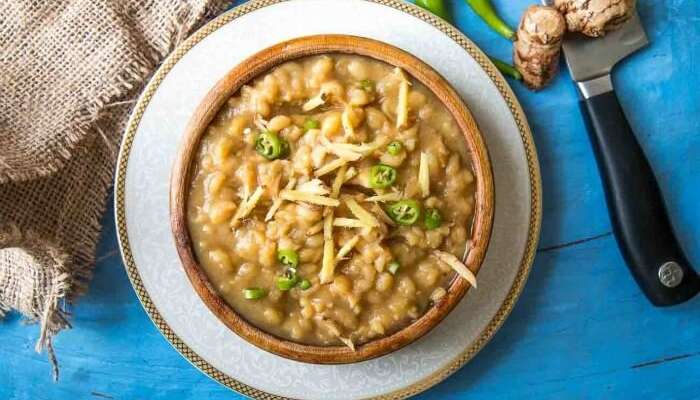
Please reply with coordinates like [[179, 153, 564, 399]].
[[0, 0, 228, 379]]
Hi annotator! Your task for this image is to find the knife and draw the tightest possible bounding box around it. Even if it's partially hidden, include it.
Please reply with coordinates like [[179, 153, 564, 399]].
[[542, 4, 700, 306]]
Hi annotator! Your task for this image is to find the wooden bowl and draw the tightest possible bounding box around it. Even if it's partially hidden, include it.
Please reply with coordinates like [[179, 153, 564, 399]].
[[170, 35, 494, 364]]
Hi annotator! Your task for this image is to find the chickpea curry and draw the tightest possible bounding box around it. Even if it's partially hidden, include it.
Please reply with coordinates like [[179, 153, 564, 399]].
[[187, 54, 477, 347]]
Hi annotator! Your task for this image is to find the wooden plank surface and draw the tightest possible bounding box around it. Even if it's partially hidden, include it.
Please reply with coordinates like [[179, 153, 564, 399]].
[[2, 0, 699, 398]]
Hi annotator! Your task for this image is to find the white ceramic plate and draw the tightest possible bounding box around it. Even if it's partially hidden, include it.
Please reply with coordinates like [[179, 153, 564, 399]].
[[115, 0, 542, 398]]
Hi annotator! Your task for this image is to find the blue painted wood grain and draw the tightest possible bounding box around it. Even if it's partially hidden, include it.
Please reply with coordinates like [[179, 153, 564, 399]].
[[2, 0, 699, 398]]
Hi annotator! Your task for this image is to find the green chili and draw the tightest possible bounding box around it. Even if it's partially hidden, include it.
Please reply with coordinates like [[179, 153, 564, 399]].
[[255, 130, 285, 160], [369, 164, 397, 189], [243, 287, 265, 300], [276, 275, 298, 291], [490, 57, 522, 81], [359, 79, 375, 92], [387, 141, 403, 156], [303, 118, 320, 132], [276, 266, 299, 291], [388, 261, 401, 275], [415, 0, 451, 22], [298, 279, 312, 290], [466, 0, 515, 40], [415, 0, 518, 83], [387, 199, 421, 226], [424, 208, 443, 230], [277, 249, 299, 268]]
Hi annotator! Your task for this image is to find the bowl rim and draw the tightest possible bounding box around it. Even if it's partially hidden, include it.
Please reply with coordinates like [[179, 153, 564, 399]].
[[170, 34, 495, 364]]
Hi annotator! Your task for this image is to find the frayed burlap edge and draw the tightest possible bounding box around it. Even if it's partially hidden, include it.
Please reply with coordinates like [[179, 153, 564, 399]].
[[0, 0, 231, 380], [0, 224, 76, 379]]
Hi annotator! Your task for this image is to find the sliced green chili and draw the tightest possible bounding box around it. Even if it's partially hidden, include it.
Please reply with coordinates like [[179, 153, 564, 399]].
[[424, 208, 443, 230], [369, 164, 397, 189], [303, 118, 320, 132], [276, 266, 299, 291], [243, 287, 265, 300], [466, 0, 515, 40], [388, 261, 401, 275], [415, 0, 451, 21], [359, 79, 375, 92], [276, 275, 298, 291], [298, 279, 312, 290], [387, 199, 421, 226], [387, 141, 403, 156], [277, 249, 299, 268], [490, 57, 522, 81], [255, 130, 285, 160]]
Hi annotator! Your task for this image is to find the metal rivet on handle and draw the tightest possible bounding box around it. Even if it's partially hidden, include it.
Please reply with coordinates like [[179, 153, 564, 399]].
[[658, 261, 684, 288]]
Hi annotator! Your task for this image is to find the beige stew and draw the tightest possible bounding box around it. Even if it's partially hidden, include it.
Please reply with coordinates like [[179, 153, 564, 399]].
[[187, 54, 477, 347]]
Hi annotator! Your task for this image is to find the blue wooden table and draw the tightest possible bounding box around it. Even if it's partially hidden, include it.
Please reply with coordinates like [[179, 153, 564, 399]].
[[2, 1, 699, 398]]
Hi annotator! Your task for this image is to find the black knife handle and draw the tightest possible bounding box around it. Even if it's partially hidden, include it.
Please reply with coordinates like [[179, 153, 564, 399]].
[[580, 89, 699, 306]]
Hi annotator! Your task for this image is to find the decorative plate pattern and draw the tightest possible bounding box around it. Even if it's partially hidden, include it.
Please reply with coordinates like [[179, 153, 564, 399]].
[[115, 0, 542, 399]]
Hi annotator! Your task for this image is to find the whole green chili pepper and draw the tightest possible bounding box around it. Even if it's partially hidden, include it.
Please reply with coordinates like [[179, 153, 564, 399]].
[[465, 0, 515, 40], [416, 0, 522, 85], [415, 0, 451, 22], [490, 57, 522, 81]]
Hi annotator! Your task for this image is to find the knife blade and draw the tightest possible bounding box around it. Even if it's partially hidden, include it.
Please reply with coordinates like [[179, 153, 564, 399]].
[[539, 2, 700, 306], [542, 1, 648, 91], [562, 12, 648, 81]]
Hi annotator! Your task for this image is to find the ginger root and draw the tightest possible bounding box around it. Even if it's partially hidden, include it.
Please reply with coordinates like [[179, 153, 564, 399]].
[[513, 5, 566, 90], [554, 0, 636, 37]]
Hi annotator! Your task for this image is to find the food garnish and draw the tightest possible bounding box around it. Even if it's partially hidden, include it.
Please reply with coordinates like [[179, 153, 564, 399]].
[[280, 189, 340, 207], [387, 199, 421, 226], [433, 250, 477, 288], [395, 68, 410, 129], [320, 212, 335, 284], [333, 218, 372, 229], [345, 197, 380, 228], [369, 164, 397, 189], [255, 130, 288, 160], [277, 249, 299, 269], [424, 208, 443, 230], [298, 279, 312, 290], [230, 186, 264, 227], [303, 118, 320, 132], [387, 141, 403, 156], [418, 152, 430, 197], [336, 235, 360, 263], [265, 178, 297, 221], [364, 191, 402, 203], [388, 260, 401, 275], [315, 157, 350, 177], [244, 288, 266, 300]]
